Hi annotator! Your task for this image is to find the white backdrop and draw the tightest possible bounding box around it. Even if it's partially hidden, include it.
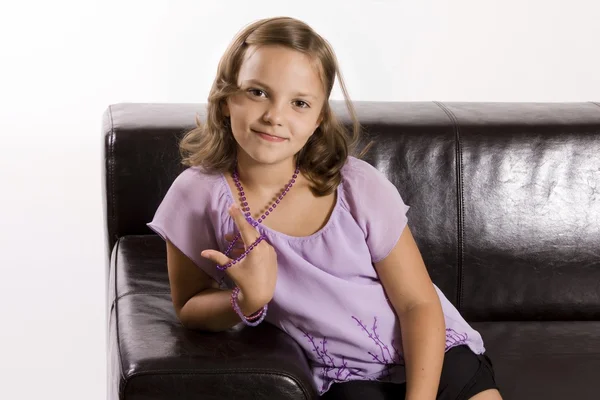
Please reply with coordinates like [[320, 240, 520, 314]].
[[0, 1, 598, 399]]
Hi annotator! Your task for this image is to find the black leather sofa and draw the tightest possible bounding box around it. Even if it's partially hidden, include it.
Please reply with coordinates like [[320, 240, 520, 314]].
[[104, 101, 600, 399]]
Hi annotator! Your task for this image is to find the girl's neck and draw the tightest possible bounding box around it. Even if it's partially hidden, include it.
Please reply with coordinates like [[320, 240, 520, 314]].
[[234, 152, 300, 193]]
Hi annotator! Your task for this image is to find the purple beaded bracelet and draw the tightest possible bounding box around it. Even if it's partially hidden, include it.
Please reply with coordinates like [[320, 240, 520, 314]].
[[231, 287, 268, 327], [218, 233, 266, 271]]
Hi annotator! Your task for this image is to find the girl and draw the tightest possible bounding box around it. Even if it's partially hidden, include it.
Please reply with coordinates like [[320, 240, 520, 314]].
[[148, 16, 502, 400]]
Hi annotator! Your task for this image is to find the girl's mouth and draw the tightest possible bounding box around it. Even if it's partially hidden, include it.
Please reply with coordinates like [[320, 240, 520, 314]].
[[252, 129, 287, 142]]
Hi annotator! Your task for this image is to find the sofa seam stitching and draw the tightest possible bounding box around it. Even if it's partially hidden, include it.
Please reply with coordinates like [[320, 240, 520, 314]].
[[433, 101, 464, 309]]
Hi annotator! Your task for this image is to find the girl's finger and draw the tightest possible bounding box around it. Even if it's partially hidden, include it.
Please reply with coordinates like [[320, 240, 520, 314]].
[[200, 249, 232, 267], [229, 204, 260, 246]]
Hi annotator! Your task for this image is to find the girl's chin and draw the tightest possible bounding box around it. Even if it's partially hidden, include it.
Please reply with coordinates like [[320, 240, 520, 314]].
[[241, 149, 294, 166]]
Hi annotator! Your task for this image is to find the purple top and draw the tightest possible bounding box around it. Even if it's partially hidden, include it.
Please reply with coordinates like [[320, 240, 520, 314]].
[[148, 156, 485, 394]]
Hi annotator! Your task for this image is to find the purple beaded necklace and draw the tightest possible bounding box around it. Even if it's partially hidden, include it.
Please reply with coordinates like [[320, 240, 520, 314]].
[[220, 161, 300, 325], [218, 162, 300, 270]]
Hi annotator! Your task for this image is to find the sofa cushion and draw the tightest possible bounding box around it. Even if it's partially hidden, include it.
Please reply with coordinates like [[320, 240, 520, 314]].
[[473, 321, 600, 399]]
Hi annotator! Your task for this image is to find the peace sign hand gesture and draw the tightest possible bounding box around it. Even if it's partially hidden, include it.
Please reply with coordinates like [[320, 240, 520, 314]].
[[201, 205, 278, 312]]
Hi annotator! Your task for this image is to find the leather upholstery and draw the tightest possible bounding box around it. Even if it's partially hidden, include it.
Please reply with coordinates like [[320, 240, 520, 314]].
[[103, 101, 600, 399]]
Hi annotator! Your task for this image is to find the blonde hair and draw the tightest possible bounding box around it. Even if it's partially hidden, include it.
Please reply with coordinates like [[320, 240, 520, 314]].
[[180, 16, 368, 196]]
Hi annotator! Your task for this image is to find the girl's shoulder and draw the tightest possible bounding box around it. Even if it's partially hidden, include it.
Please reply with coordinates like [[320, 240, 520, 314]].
[[342, 155, 381, 175], [339, 157, 410, 263], [341, 156, 398, 195], [340, 155, 409, 219], [175, 164, 222, 182], [165, 165, 226, 207]]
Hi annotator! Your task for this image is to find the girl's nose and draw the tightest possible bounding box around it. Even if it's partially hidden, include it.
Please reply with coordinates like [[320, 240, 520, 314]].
[[262, 103, 284, 126]]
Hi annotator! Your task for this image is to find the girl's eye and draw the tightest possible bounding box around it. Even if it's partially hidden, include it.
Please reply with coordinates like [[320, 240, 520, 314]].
[[294, 100, 310, 109], [248, 88, 266, 98]]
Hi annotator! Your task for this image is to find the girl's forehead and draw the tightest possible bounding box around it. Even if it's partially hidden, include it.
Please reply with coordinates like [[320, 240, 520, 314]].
[[238, 45, 325, 95]]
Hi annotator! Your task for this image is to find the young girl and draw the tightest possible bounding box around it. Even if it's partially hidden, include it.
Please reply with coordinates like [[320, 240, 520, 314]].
[[148, 16, 502, 400]]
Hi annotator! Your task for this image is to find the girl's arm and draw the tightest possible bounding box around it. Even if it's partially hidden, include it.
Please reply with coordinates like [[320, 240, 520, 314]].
[[167, 205, 278, 332], [166, 239, 263, 332], [374, 225, 446, 400]]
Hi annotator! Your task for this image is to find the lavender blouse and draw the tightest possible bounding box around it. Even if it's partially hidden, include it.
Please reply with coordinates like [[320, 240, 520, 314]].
[[147, 156, 485, 395]]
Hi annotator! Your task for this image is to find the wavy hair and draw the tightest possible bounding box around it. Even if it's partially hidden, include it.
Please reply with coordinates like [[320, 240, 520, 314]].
[[180, 16, 369, 196]]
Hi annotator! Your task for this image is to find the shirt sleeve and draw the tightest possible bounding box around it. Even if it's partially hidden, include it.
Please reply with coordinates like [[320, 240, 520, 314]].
[[147, 167, 226, 283], [343, 158, 410, 264]]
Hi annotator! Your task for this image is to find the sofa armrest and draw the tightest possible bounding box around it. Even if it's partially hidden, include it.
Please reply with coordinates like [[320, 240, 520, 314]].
[[108, 235, 318, 400]]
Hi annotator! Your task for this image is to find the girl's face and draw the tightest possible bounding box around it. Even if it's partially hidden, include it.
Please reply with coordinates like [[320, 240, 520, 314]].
[[223, 45, 326, 167]]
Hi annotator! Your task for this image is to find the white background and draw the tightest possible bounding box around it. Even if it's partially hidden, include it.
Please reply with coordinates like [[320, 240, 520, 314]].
[[0, 1, 598, 399]]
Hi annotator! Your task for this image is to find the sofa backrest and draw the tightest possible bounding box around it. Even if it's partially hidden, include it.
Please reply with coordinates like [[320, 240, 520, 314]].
[[103, 101, 600, 321]]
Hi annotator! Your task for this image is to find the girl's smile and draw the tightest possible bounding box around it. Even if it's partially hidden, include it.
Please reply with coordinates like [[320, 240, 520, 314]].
[[252, 129, 288, 142]]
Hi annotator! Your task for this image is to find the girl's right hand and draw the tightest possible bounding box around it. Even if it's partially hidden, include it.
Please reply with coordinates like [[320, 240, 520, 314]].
[[201, 205, 278, 312]]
